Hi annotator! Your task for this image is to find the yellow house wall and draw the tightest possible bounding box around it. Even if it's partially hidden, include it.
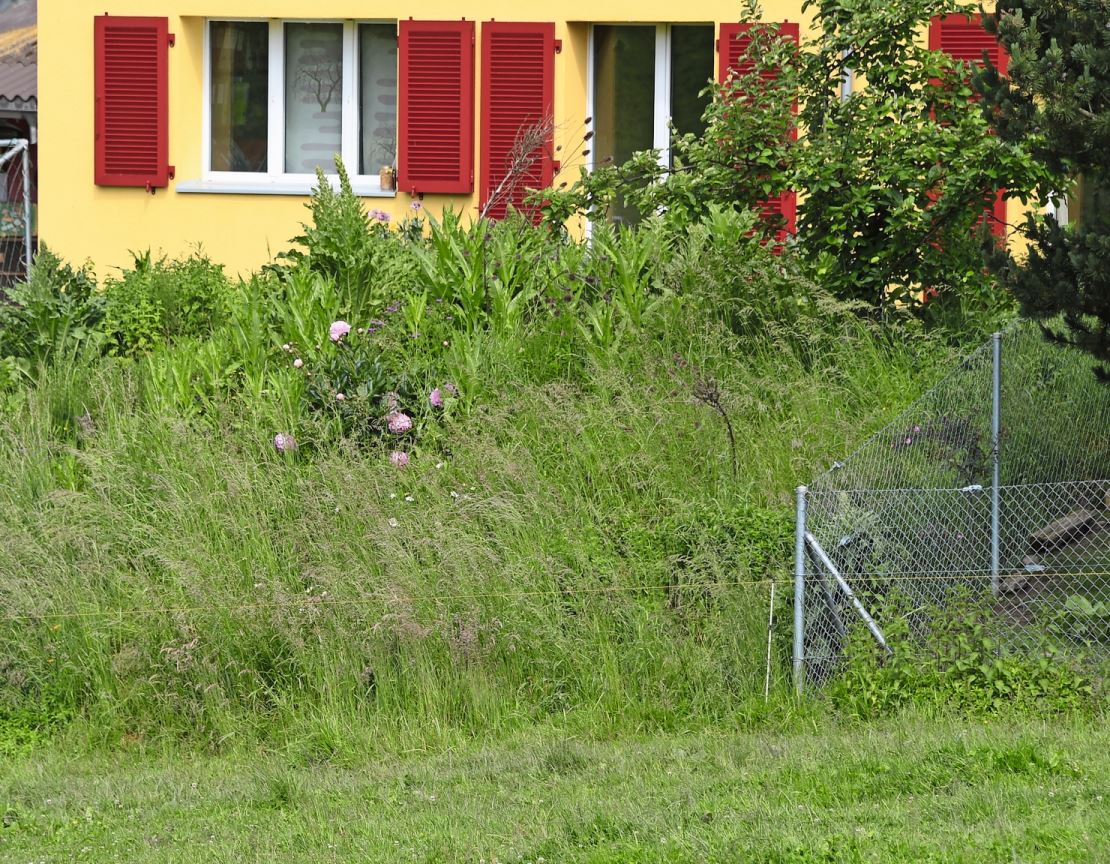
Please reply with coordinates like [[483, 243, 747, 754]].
[[40, 0, 820, 276], [41, 2, 1016, 276]]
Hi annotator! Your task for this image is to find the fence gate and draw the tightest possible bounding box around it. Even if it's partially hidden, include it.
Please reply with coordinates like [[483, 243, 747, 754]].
[[793, 321, 1110, 691], [0, 137, 33, 287]]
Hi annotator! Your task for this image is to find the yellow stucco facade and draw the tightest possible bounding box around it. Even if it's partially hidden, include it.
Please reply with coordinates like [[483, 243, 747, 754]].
[[45, 3, 1020, 277], [41, 1, 831, 276]]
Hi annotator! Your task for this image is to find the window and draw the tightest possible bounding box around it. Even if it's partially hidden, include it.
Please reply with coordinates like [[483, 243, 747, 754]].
[[210, 21, 268, 172], [590, 24, 714, 224], [203, 19, 397, 192]]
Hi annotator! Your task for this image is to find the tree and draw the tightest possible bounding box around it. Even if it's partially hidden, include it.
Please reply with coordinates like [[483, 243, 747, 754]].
[[978, 0, 1110, 378], [543, 0, 1050, 320]]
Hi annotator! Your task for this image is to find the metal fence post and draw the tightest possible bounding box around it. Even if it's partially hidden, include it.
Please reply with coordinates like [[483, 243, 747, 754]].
[[990, 331, 1002, 597], [20, 139, 31, 280], [793, 485, 808, 694]]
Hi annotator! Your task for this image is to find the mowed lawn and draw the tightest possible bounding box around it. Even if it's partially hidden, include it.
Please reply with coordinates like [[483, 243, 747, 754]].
[[1, 714, 1107, 863]]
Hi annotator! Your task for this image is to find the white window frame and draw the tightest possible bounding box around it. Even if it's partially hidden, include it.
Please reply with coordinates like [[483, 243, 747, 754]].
[[182, 17, 396, 196]]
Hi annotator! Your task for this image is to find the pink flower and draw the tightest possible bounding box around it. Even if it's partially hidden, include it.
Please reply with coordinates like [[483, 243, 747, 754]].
[[429, 388, 444, 408], [329, 320, 351, 342], [390, 451, 409, 469], [293, 358, 304, 369], [410, 200, 423, 211], [388, 412, 413, 434], [273, 433, 297, 453], [336, 393, 346, 402]]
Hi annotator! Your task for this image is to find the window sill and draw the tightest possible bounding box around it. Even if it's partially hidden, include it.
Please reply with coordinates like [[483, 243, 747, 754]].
[[175, 178, 397, 197]]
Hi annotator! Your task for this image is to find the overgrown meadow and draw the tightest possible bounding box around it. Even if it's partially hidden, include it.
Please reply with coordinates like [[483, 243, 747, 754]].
[[0, 163, 996, 753]]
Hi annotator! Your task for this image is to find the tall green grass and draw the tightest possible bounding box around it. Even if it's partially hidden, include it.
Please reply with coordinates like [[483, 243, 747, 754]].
[[0, 295, 943, 751]]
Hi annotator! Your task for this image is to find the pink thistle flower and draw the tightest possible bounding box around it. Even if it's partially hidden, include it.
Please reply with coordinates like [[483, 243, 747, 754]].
[[390, 451, 409, 469], [329, 320, 352, 342], [273, 433, 297, 453], [388, 412, 413, 434], [429, 388, 444, 408], [336, 393, 346, 402], [293, 358, 304, 369]]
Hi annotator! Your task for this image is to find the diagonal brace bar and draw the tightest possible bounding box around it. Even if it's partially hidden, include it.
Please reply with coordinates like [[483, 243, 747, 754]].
[[805, 532, 892, 654]]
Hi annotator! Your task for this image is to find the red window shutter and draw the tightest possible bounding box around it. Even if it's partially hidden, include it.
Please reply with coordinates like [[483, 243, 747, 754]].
[[398, 20, 475, 195], [94, 15, 173, 189], [480, 22, 555, 222], [929, 15, 1008, 237], [718, 22, 799, 241], [718, 22, 799, 84]]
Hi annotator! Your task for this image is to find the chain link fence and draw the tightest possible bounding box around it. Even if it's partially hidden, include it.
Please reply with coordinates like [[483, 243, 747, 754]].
[[794, 321, 1110, 689]]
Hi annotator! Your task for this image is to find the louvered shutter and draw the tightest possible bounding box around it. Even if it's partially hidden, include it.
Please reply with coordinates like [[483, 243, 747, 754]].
[[480, 22, 555, 222], [930, 14, 1008, 237], [94, 15, 173, 189], [398, 20, 475, 195], [718, 22, 799, 241]]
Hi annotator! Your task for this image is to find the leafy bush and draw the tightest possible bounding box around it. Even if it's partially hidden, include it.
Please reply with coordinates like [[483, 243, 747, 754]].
[[829, 593, 1096, 717], [0, 244, 103, 367], [102, 250, 231, 355], [281, 160, 422, 318]]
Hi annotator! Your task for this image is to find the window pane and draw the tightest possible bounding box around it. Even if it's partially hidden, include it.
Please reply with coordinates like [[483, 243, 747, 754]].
[[670, 26, 714, 143], [359, 24, 398, 176], [592, 25, 655, 226], [285, 23, 343, 174], [210, 21, 268, 172]]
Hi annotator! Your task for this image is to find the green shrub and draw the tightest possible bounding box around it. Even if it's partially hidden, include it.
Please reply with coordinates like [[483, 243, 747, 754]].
[[0, 244, 103, 366], [829, 593, 1096, 718], [102, 250, 231, 355]]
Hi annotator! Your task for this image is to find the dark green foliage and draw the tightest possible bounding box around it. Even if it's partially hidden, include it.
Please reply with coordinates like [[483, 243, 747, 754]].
[[102, 250, 231, 356], [544, 0, 1048, 321], [978, 0, 1110, 378], [829, 593, 1096, 718], [280, 160, 422, 318], [0, 244, 103, 367]]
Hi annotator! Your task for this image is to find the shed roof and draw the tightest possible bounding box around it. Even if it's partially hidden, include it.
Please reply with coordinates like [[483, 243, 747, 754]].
[[0, 4, 35, 112]]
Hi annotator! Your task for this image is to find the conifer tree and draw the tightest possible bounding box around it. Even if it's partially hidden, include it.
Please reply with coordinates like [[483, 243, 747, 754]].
[[979, 0, 1110, 378]]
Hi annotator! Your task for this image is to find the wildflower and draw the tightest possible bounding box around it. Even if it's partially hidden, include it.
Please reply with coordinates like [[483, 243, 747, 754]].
[[273, 433, 297, 453], [444, 382, 459, 397], [429, 388, 444, 408], [404, 495, 415, 503], [388, 412, 413, 434], [376, 210, 390, 222], [435, 462, 445, 469], [281, 343, 291, 352], [410, 200, 423, 211], [386, 300, 401, 315], [293, 358, 304, 369], [336, 392, 346, 402], [390, 451, 409, 469], [329, 320, 352, 342]]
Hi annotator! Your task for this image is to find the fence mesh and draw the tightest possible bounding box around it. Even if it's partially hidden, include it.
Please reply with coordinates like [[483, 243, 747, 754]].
[[0, 137, 34, 290], [799, 321, 1110, 687]]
